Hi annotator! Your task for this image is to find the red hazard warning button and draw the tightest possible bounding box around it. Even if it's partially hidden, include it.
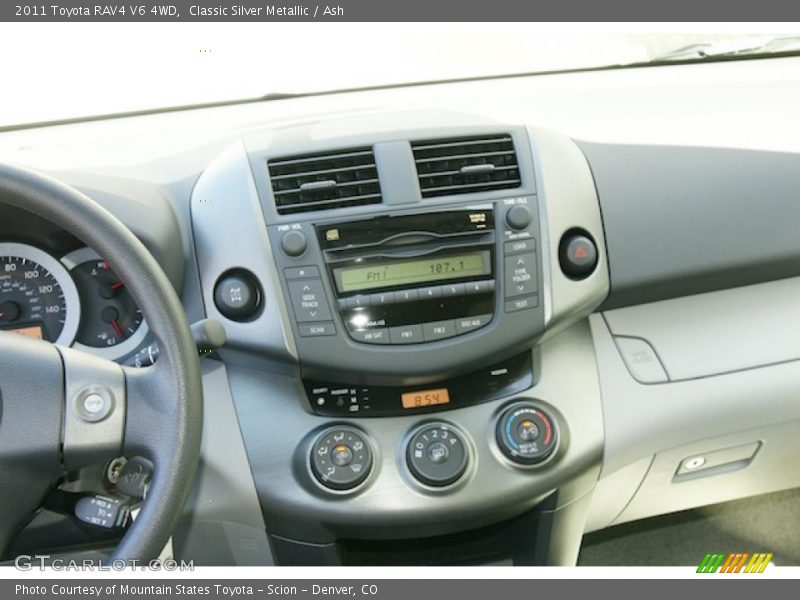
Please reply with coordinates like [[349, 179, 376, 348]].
[[559, 232, 598, 279]]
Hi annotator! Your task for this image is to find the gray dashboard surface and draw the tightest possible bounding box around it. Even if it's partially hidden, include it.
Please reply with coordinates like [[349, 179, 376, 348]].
[[590, 312, 800, 477], [603, 276, 800, 381], [578, 142, 800, 309]]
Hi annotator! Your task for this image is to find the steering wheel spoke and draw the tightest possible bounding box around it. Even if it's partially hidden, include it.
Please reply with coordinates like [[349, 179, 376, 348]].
[[0, 332, 65, 557], [59, 346, 126, 471]]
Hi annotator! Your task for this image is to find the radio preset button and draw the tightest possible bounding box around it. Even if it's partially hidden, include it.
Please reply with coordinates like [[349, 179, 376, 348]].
[[370, 291, 395, 306], [504, 253, 537, 298], [390, 324, 424, 344], [505, 295, 539, 313], [345, 295, 371, 309], [465, 281, 482, 294], [455, 314, 492, 334], [464, 280, 495, 295], [394, 288, 419, 303], [478, 280, 495, 293], [441, 283, 466, 298], [419, 286, 442, 300], [287, 279, 333, 322], [423, 320, 457, 342], [350, 328, 391, 344]]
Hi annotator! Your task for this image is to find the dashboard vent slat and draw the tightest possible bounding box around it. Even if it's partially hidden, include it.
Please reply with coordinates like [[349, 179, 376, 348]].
[[268, 148, 382, 214], [412, 134, 521, 198]]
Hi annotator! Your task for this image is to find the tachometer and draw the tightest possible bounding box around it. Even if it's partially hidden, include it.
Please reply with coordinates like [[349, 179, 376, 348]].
[[0, 242, 80, 345]]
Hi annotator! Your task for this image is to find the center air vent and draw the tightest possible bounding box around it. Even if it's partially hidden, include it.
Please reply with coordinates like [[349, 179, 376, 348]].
[[412, 134, 521, 198], [268, 148, 382, 215]]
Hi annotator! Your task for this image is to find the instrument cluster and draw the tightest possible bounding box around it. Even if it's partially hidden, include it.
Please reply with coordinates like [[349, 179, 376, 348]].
[[0, 242, 148, 361]]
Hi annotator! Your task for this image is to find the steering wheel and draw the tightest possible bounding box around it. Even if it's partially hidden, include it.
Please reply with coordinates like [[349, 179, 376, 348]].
[[0, 163, 202, 562]]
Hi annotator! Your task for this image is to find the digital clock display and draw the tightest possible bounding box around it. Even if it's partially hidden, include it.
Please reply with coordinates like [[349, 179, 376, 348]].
[[401, 388, 451, 409], [334, 251, 490, 293]]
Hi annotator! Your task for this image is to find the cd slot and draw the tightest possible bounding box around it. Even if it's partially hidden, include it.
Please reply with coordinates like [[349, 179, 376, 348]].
[[316, 207, 495, 252], [323, 228, 494, 257]]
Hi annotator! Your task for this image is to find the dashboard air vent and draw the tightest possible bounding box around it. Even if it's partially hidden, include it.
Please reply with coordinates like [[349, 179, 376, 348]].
[[268, 148, 382, 214], [412, 134, 521, 198]]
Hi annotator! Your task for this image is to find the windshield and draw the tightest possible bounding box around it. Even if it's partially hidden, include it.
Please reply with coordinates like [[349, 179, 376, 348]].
[[1, 25, 797, 128]]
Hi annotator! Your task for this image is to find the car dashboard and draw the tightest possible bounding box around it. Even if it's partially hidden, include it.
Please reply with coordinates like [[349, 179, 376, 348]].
[[2, 55, 800, 566]]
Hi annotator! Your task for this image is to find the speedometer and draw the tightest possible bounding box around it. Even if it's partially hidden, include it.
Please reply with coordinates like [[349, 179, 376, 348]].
[[0, 242, 80, 345]]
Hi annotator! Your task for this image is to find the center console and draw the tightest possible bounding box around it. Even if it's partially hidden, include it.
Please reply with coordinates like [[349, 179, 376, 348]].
[[189, 116, 609, 566]]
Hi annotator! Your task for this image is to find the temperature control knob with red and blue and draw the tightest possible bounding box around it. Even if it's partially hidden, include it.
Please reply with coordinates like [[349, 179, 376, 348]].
[[496, 403, 557, 465]]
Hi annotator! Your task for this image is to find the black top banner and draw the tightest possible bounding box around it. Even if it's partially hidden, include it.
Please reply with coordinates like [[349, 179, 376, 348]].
[[3, 0, 800, 21]]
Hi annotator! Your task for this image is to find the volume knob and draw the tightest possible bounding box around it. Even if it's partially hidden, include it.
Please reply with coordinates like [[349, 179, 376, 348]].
[[281, 230, 308, 257]]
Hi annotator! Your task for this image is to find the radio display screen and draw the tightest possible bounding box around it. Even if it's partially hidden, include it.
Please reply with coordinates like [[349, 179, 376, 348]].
[[334, 251, 490, 293]]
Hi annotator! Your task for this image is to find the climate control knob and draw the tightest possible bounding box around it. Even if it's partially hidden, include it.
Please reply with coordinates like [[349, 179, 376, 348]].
[[310, 427, 372, 491], [496, 403, 557, 465], [406, 423, 469, 486]]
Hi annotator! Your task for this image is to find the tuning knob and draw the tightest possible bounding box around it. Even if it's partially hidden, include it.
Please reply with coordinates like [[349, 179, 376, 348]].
[[506, 205, 532, 230]]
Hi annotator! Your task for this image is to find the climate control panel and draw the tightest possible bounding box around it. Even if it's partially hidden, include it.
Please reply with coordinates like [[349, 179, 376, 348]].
[[306, 400, 559, 495]]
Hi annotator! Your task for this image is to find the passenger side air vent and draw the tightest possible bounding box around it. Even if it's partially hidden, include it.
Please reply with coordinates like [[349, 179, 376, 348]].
[[268, 148, 382, 214], [412, 134, 521, 198]]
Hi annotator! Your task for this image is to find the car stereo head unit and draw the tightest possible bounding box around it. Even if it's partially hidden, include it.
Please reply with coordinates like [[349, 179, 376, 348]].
[[268, 196, 544, 383], [318, 209, 496, 345]]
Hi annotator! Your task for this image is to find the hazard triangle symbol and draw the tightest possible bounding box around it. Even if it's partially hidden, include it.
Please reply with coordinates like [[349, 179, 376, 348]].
[[574, 245, 588, 259]]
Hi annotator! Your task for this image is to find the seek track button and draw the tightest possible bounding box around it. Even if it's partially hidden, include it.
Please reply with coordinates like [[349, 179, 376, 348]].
[[288, 279, 333, 322]]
